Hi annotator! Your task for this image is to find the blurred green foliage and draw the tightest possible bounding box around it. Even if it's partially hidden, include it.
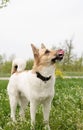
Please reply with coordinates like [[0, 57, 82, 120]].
[[0, 0, 9, 8]]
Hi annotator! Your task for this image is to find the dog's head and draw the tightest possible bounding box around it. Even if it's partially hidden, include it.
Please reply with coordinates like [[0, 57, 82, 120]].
[[31, 44, 64, 70]]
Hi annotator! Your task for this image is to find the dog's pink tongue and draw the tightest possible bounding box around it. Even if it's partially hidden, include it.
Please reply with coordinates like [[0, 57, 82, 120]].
[[57, 49, 64, 55]]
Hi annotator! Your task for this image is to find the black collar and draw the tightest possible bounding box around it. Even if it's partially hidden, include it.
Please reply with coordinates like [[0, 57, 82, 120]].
[[36, 72, 51, 83]]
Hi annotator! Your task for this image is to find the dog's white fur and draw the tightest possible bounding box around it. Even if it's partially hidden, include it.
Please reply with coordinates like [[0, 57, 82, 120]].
[[7, 44, 64, 130], [11, 58, 26, 74]]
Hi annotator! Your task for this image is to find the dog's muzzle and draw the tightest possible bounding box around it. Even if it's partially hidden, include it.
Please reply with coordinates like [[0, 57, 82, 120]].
[[52, 49, 64, 63]]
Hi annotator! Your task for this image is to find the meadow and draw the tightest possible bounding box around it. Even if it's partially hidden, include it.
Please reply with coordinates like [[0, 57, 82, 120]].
[[0, 78, 83, 130]]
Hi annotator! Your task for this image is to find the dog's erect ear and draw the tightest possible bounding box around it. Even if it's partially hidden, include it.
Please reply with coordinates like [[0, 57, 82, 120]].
[[31, 44, 39, 63], [41, 43, 46, 49], [31, 44, 39, 56]]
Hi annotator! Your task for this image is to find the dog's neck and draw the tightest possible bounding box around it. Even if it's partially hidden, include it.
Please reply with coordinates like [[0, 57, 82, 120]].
[[32, 65, 55, 77], [36, 72, 51, 82]]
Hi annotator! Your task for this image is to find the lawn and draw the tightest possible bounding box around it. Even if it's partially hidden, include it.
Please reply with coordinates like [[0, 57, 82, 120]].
[[0, 79, 83, 130], [63, 72, 83, 76]]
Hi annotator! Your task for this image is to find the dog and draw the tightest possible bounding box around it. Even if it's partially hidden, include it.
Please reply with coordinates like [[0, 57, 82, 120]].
[[7, 44, 64, 130]]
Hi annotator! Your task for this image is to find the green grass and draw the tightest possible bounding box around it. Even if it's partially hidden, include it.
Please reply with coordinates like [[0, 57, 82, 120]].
[[0, 73, 10, 77], [63, 72, 83, 76], [0, 79, 83, 130]]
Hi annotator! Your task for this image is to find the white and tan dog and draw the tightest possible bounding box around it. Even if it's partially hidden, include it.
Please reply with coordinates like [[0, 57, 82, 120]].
[[7, 44, 64, 130]]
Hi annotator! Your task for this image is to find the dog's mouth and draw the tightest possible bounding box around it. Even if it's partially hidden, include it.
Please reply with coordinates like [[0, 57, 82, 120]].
[[52, 49, 64, 63]]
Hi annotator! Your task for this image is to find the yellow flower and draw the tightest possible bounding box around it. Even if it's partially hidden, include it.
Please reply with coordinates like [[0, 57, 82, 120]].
[[55, 69, 63, 78]]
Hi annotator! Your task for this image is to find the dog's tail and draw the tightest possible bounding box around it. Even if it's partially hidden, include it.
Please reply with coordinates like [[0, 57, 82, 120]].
[[11, 58, 26, 74]]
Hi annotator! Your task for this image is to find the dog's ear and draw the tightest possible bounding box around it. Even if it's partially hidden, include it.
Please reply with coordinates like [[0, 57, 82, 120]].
[[41, 43, 46, 49], [31, 44, 39, 63], [31, 44, 39, 56]]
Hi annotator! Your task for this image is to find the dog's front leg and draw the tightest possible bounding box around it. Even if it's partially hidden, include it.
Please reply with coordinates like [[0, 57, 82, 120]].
[[30, 101, 37, 130], [42, 100, 51, 130]]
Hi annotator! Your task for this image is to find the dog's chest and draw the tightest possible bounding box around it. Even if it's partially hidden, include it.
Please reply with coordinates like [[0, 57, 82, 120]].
[[28, 72, 55, 101]]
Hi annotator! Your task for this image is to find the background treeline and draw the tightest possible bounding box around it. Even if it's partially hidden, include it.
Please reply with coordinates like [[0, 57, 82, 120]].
[[0, 0, 9, 8], [0, 39, 83, 76], [57, 39, 83, 72]]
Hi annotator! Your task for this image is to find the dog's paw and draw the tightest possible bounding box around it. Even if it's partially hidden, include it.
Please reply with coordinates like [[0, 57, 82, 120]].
[[30, 125, 35, 130], [44, 125, 50, 130]]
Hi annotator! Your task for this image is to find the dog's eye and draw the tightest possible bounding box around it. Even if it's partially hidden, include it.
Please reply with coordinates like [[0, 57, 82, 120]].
[[45, 50, 50, 54]]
